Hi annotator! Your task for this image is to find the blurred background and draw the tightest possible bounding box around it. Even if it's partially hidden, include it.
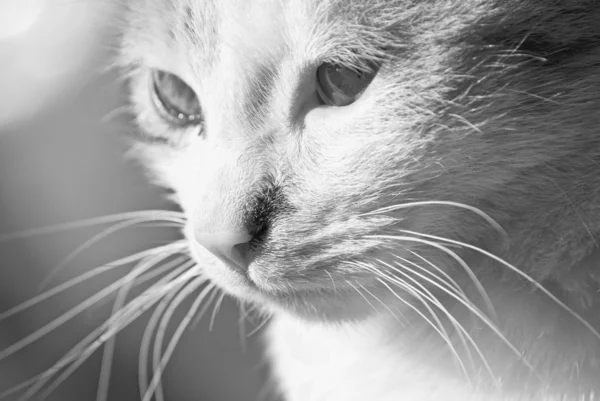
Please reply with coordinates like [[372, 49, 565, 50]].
[[0, 1, 267, 400]]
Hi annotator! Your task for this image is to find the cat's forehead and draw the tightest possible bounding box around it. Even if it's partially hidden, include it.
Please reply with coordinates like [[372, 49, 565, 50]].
[[126, 0, 309, 60], [122, 0, 407, 73], [171, 0, 288, 53]]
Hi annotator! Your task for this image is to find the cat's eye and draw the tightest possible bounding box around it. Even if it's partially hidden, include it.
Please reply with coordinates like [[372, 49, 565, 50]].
[[316, 63, 377, 107], [151, 70, 202, 126]]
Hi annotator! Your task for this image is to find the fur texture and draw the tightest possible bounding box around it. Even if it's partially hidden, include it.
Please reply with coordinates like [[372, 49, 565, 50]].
[[120, 1, 600, 399]]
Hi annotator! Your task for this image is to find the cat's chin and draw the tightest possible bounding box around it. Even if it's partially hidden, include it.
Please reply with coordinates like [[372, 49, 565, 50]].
[[265, 289, 378, 322], [208, 266, 375, 322]]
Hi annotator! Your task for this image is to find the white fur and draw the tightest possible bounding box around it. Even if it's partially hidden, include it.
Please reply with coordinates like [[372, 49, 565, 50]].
[[267, 313, 490, 401], [119, 0, 600, 399]]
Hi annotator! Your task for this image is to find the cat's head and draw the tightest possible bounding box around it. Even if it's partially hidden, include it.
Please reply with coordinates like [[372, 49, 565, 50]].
[[119, 0, 600, 322]]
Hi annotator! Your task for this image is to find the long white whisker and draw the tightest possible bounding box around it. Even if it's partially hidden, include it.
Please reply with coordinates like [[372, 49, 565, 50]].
[[0, 244, 188, 362], [0, 281, 133, 363], [364, 252, 538, 379], [144, 280, 215, 401], [240, 303, 270, 338], [137, 261, 196, 401], [374, 277, 472, 383], [1, 242, 187, 322], [151, 281, 214, 401], [369, 260, 481, 380], [356, 281, 406, 324], [0, 210, 185, 242], [246, 312, 272, 338], [404, 251, 468, 299], [383, 257, 482, 369], [0, 375, 40, 400], [41, 217, 179, 290], [400, 229, 600, 343], [95, 251, 185, 401], [346, 281, 379, 313], [209, 291, 226, 332], [365, 234, 498, 322], [325, 270, 337, 293], [359, 200, 507, 240], [388, 256, 472, 307], [33, 341, 98, 401], [355, 262, 466, 360], [20, 259, 195, 400], [24, 289, 179, 399], [238, 302, 248, 353], [1, 267, 119, 323], [190, 285, 221, 330]]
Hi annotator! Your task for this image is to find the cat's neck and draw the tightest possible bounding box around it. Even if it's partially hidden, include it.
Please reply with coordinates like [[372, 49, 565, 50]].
[[266, 259, 600, 401], [266, 312, 486, 401]]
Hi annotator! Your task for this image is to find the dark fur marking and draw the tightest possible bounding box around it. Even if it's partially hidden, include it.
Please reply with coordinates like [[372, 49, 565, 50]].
[[245, 176, 292, 250]]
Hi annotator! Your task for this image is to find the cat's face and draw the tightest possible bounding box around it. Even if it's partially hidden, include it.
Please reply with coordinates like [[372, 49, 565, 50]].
[[120, 0, 600, 322]]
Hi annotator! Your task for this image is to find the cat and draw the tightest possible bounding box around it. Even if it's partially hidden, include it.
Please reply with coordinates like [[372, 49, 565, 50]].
[[118, 0, 600, 400]]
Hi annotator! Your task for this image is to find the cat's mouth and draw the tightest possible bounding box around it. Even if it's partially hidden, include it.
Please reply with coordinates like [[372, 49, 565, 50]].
[[190, 241, 384, 321], [188, 237, 376, 320]]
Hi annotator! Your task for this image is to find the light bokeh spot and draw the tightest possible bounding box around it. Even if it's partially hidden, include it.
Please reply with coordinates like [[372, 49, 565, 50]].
[[0, 0, 45, 39]]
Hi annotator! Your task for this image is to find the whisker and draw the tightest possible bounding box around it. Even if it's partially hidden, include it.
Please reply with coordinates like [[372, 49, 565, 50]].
[[151, 282, 215, 401], [209, 291, 226, 332], [365, 234, 498, 323], [400, 229, 600, 343], [138, 263, 195, 401], [356, 281, 406, 324], [20, 259, 195, 400], [34, 341, 98, 401], [362, 240, 539, 378], [96, 286, 136, 401], [387, 256, 472, 308], [0, 375, 40, 400], [190, 285, 221, 330], [41, 217, 181, 290], [0, 280, 134, 363], [246, 312, 272, 338], [369, 260, 481, 381], [239, 303, 271, 339], [22, 288, 179, 399], [0, 210, 185, 242], [0, 244, 190, 362], [359, 200, 507, 240], [405, 251, 468, 299], [353, 262, 465, 359], [0, 241, 187, 322], [144, 280, 215, 401], [346, 281, 379, 313], [374, 277, 472, 383], [95, 251, 185, 401], [238, 302, 248, 353], [325, 271, 337, 293]]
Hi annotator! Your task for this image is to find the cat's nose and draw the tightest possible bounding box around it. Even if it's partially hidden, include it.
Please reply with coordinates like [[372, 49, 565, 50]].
[[194, 230, 253, 271]]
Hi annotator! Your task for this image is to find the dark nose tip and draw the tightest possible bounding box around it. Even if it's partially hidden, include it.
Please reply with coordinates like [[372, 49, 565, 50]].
[[194, 231, 253, 271]]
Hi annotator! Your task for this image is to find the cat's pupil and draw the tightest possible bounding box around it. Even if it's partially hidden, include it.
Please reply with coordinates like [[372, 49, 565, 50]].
[[316, 62, 377, 107], [151, 70, 202, 126]]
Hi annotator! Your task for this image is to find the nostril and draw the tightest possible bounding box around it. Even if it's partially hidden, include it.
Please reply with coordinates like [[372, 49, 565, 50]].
[[248, 221, 269, 246]]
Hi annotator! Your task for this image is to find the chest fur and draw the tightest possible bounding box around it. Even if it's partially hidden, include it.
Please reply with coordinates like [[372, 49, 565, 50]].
[[266, 314, 486, 401]]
